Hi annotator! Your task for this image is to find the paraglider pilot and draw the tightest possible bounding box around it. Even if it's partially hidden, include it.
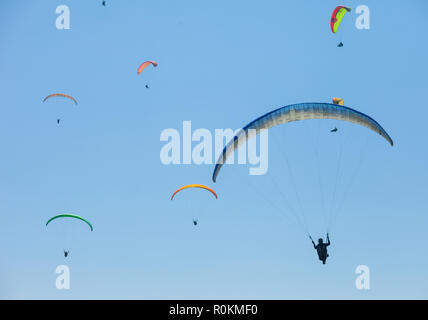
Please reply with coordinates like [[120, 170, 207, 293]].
[[64, 250, 70, 258], [310, 234, 330, 264], [193, 219, 198, 226]]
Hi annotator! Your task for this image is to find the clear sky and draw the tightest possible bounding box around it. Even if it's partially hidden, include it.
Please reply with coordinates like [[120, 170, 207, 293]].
[[0, 0, 427, 299]]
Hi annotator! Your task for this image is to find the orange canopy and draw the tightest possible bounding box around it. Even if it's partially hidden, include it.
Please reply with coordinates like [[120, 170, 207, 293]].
[[171, 184, 218, 200], [137, 61, 158, 75]]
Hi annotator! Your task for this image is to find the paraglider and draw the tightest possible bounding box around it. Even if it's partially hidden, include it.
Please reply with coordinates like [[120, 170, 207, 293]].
[[46, 214, 92, 256], [171, 185, 217, 226], [102, 0, 106, 6], [331, 99, 343, 132], [212, 102, 394, 183], [43, 93, 78, 105], [137, 61, 158, 75], [310, 234, 331, 264], [331, 6, 351, 47], [43, 93, 78, 124], [212, 102, 392, 261]]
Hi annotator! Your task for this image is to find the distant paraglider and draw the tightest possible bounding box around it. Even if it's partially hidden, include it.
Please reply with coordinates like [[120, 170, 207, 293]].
[[43, 93, 78, 124], [138, 61, 157, 89], [331, 6, 351, 47], [46, 214, 92, 257], [331, 98, 343, 132], [171, 184, 217, 226]]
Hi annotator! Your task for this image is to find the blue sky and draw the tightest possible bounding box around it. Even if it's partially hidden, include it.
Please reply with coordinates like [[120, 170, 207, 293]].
[[0, 0, 427, 299]]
